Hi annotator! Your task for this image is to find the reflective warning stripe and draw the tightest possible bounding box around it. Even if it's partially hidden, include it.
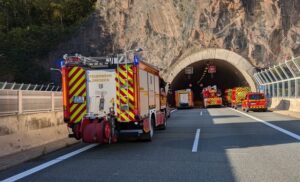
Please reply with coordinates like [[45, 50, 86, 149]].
[[206, 98, 222, 105], [250, 105, 265, 108], [234, 87, 250, 103], [68, 67, 87, 123], [115, 64, 135, 122]]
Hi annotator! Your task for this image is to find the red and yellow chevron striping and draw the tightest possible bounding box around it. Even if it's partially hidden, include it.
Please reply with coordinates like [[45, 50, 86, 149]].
[[68, 67, 87, 123], [250, 105, 265, 109], [115, 64, 135, 122]]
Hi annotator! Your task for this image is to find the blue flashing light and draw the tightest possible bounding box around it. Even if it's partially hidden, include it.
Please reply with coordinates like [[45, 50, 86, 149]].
[[133, 55, 140, 65], [55, 58, 65, 68]]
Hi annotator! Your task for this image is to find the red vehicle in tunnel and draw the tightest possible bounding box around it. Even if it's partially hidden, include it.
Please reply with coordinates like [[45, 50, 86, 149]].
[[61, 54, 168, 144], [202, 86, 222, 108], [224, 89, 232, 106], [242, 92, 267, 112], [231, 87, 250, 109]]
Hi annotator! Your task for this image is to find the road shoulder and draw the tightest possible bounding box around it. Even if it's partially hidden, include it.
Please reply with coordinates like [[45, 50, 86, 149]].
[[0, 138, 78, 171]]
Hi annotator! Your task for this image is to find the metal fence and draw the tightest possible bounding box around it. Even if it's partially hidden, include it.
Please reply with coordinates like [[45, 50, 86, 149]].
[[0, 90, 62, 116], [254, 56, 300, 98], [0, 82, 61, 91]]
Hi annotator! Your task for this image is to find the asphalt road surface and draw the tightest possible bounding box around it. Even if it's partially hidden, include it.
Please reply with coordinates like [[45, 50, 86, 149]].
[[1, 108, 300, 182]]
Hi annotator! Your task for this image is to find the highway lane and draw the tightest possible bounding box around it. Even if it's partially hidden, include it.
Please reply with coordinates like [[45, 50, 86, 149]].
[[1, 108, 300, 182]]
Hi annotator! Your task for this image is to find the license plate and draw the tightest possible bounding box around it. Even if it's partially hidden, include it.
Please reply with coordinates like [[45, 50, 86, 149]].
[[73, 96, 85, 104]]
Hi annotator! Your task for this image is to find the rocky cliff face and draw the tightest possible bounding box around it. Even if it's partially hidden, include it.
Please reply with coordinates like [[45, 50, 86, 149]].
[[49, 0, 300, 71]]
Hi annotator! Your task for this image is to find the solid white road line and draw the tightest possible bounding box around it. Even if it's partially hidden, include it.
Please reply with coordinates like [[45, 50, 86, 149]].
[[230, 108, 300, 141], [2, 144, 98, 182], [170, 109, 177, 113], [192, 129, 201, 152]]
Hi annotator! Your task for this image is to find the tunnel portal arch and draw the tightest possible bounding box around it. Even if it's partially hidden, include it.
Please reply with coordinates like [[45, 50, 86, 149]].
[[162, 48, 256, 91]]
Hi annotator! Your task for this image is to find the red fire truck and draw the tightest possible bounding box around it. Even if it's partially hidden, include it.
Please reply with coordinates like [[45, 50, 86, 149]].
[[224, 89, 232, 106], [61, 54, 168, 143], [242, 92, 267, 112], [202, 86, 222, 108], [231, 87, 250, 109]]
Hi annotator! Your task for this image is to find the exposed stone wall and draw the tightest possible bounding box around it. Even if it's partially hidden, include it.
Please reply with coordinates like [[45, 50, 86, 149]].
[[47, 0, 300, 76]]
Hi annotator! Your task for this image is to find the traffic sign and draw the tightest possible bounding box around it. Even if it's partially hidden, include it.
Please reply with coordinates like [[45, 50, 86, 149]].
[[185, 67, 193, 74], [208, 65, 216, 73]]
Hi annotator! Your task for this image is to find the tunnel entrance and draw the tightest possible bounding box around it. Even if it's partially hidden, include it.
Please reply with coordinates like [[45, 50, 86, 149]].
[[168, 59, 250, 107]]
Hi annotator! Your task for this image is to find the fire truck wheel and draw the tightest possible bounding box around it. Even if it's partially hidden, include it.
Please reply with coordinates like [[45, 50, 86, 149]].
[[161, 111, 167, 130], [150, 116, 155, 137], [161, 119, 167, 130], [103, 121, 112, 144], [142, 117, 155, 141]]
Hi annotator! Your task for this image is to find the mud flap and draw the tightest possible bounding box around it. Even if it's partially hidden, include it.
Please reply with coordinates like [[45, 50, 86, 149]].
[[140, 118, 153, 141], [71, 123, 82, 140]]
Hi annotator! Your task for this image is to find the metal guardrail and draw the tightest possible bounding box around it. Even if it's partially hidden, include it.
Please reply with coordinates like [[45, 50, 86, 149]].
[[254, 56, 300, 98], [0, 82, 61, 91], [0, 89, 62, 116]]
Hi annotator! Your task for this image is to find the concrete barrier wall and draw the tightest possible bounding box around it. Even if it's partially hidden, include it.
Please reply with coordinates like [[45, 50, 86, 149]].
[[268, 98, 300, 112], [0, 111, 75, 157]]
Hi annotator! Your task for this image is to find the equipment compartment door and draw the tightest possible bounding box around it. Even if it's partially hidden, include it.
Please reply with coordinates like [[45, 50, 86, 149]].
[[86, 70, 116, 117], [139, 69, 149, 116]]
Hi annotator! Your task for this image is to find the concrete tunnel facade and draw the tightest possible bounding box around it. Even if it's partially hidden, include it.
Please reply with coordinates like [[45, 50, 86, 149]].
[[160, 48, 257, 106]]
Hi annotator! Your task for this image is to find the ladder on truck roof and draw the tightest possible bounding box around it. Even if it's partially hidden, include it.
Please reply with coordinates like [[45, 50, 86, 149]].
[[63, 54, 127, 68]]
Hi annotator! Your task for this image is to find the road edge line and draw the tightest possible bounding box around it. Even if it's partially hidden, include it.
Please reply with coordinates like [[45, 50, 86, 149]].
[[1, 144, 98, 182], [170, 109, 177, 113], [230, 108, 300, 141]]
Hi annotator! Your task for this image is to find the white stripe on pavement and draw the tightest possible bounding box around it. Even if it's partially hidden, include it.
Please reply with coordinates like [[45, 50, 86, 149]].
[[2, 144, 98, 182], [170, 109, 177, 113], [230, 108, 300, 141], [200, 111, 203, 116], [192, 129, 201, 152]]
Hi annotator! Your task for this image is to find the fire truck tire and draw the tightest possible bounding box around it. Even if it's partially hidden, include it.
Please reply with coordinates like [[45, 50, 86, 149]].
[[142, 117, 155, 141], [161, 111, 167, 130], [103, 120, 112, 144], [73, 124, 81, 140]]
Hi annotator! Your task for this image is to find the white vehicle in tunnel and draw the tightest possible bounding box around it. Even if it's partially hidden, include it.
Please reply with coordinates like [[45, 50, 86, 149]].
[[175, 89, 194, 109]]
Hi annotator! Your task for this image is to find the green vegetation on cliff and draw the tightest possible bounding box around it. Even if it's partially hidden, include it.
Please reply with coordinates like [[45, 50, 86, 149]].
[[0, 0, 96, 83]]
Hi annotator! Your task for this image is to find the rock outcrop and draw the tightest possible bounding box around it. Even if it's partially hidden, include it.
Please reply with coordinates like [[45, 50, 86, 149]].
[[48, 0, 300, 72]]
